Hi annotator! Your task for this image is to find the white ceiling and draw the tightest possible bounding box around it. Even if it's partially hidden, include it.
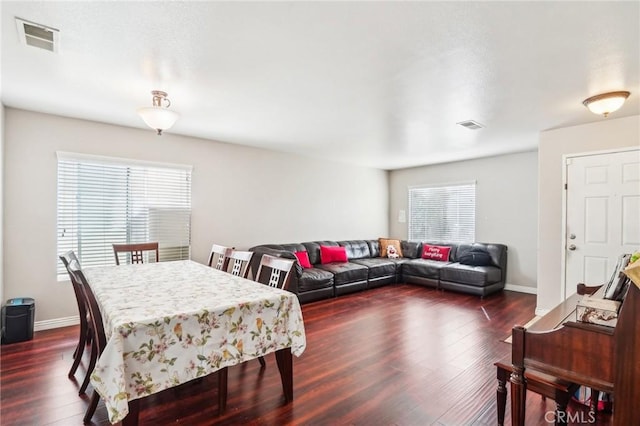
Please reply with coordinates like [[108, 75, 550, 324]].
[[2, 1, 639, 170]]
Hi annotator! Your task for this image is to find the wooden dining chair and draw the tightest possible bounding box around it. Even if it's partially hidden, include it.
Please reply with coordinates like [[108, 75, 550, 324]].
[[254, 254, 295, 290], [208, 244, 233, 271], [63, 258, 106, 422], [253, 254, 295, 367], [112, 242, 159, 265], [226, 250, 254, 278], [59, 251, 93, 394]]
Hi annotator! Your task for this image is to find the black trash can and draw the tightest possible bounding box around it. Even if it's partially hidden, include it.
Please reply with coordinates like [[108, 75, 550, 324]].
[[1, 298, 35, 344]]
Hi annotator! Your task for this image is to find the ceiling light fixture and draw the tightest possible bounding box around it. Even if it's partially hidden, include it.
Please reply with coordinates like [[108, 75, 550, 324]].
[[137, 90, 179, 135], [582, 91, 630, 118]]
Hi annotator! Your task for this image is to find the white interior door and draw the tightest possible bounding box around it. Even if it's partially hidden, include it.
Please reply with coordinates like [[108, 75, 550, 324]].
[[564, 149, 640, 299]]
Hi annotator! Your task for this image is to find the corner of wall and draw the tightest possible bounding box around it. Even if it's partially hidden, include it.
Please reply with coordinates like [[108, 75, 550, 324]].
[[1, 103, 4, 304]]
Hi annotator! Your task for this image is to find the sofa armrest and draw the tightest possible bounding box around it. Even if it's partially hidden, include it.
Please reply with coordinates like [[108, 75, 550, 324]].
[[479, 243, 508, 285]]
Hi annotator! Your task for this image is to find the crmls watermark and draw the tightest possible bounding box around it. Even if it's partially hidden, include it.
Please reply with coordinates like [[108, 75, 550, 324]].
[[544, 411, 597, 424]]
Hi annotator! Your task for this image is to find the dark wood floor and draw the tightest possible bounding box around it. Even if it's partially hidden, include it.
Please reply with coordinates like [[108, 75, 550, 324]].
[[1, 284, 611, 425]]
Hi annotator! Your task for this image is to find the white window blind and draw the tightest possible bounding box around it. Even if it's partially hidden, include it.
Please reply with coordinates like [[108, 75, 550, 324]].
[[408, 182, 476, 243], [57, 152, 192, 278]]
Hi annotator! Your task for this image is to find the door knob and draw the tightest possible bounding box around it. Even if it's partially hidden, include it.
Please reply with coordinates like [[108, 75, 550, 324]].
[[569, 233, 576, 240], [568, 244, 576, 251]]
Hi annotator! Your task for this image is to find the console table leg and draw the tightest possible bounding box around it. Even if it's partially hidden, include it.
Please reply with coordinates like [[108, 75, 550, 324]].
[[496, 367, 507, 426], [510, 367, 526, 426], [275, 348, 293, 402]]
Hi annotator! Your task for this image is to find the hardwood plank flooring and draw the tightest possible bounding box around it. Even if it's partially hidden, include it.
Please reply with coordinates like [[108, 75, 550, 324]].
[[0, 284, 611, 425]]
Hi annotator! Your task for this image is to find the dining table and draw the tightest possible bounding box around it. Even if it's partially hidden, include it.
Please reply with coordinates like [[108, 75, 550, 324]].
[[83, 259, 307, 425]]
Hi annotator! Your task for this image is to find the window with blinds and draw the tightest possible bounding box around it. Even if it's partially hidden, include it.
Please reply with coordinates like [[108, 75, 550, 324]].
[[57, 152, 192, 278], [408, 182, 476, 243]]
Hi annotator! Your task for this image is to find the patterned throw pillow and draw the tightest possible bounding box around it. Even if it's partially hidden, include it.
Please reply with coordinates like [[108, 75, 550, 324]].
[[421, 244, 451, 262], [379, 238, 403, 258]]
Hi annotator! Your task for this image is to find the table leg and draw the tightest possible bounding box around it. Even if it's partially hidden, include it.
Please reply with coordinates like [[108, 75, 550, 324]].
[[218, 367, 228, 415], [122, 399, 139, 426], [275, 348, 293, 402], [496, 366, 507, 426]]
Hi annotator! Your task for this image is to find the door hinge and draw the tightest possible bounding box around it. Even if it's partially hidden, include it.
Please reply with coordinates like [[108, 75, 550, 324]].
[[564, 183, 568, 190]]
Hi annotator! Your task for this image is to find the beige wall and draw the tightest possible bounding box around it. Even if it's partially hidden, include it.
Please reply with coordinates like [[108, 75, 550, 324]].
[[3, 108, 388, 324], [389, 151, 539, 291], [537, 115, 640, 313]]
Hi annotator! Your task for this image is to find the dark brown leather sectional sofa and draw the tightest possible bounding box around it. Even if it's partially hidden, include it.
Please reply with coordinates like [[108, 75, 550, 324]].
[[249, 239, 507, 303]]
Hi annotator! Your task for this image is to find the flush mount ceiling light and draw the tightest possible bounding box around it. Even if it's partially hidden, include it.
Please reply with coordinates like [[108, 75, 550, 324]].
[[137, 90, 179, 135], [582, 91, 630, 118]]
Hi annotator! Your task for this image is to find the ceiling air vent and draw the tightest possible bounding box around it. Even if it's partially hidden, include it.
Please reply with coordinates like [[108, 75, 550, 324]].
[[457, 120, 484, 130], [15, 17, 59, 53]]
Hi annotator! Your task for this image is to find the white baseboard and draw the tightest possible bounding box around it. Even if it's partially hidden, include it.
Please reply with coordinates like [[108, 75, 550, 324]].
[[504, 283, 537, 295], [34, 315, 79, 331]]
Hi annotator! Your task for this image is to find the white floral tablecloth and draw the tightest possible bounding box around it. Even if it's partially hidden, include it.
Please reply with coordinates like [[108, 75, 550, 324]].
[[83, 260, 306, 424]]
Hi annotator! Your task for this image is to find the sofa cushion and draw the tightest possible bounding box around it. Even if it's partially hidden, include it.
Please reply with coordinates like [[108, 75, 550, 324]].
[[302, 241, 339, 265], [458, 248, 492, 266], [453, 243, 504, 267], [338, 240, 371, 260], [366, 239, 381, 257], [421, 244, 451, 261], [403, 258, 452, 279], [317, 262, 368, 285], [294, 251, 312, 269], [401, 241, 421, 259], [297, 267, 334, 292], [386, 257, 412, 266], [320, 245, 348, 264], [279, 243, 307, 253], [350, 257, 396, 279], [440, 263, 502, 287], [379, 238, 403, 258]]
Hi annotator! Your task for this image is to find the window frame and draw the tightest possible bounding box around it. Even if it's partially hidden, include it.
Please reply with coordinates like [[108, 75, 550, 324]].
[[407, 180, 476, 244], [56, 151, 193, 280]]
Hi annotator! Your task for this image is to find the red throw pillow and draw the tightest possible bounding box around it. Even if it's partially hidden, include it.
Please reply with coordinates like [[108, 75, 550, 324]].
[[421, 245, 451, 262], [294, 251, 312, 269], [320, 245, 348, 264]]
